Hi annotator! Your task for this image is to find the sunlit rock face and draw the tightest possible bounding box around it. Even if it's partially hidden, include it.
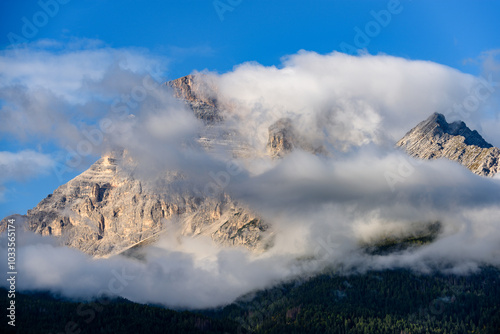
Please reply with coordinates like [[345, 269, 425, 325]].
[[3, 76, 497, 259], [1, 148, 269, 257], [166, 74, 222, 124], [397, 112, 500, 176], [0, 75, 270, 257]]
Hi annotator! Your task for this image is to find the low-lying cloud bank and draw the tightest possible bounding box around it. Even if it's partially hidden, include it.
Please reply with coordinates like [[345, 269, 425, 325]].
[[1, 41, 500, 309]]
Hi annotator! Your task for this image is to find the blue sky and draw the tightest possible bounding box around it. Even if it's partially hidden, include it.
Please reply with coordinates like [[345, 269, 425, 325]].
[[1, 0, 500, 218], [2, 1, 500, 77]]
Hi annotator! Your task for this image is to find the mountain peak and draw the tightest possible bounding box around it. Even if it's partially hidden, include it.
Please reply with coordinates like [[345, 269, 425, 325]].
[[166, 74, 222, 124], [421, 113, 492, 149], [426, 112, 446, 123], [397, 113, 499, 176]]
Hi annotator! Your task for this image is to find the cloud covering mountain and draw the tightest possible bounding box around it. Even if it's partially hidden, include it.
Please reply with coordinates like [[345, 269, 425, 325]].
[[1, 41, 500, 309]]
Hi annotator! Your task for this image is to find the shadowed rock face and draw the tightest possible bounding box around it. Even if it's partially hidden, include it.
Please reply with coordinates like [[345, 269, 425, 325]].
[[267, 118, 297, 158], [266, 117, 328, 158], [397, 112, 500, 176]]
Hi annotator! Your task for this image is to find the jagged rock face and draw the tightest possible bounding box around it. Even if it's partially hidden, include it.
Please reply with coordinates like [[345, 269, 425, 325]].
[[267, 118, 297, 158], [266, 118, 327, 158], [0, 75, 273, 257], [397, 112, 500, 176], [166, 74, 222, 124], [1, 151, 269, 257], [12, 75, 498, 259]]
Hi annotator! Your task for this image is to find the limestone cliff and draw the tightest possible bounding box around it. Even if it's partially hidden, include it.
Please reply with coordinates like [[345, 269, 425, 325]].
[[0, 75, 271, 257], [397, 112, 500, 176], [7, 77, 495, 259], [166, 74, 222, 124], [267, 117, 327, 158], [267, 118, 297, 158], [0, 150, 269, 257]]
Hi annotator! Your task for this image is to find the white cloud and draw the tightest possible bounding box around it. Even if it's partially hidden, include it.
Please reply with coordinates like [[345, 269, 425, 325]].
[[0, 150, 54, 181], [0, 39, 166, 104], [209, 51, 480, 153], [1, 47, 500, 310], [0, 39, 174, 173], [0, 150, 55, 202]]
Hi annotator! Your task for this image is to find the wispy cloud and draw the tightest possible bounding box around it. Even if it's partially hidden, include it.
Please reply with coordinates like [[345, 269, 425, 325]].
[[0, 150, 55, 201], [0, 39, 172, 173], [0, 150, 54, 180], [1, 47, 500, 310], [0, 39, 166, 104]]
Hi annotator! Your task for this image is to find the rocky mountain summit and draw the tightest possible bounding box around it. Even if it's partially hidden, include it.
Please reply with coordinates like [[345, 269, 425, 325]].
[[1, 149, 269, 257], [3, 74, 498, 258], [0, 75, 272, 257], [166, 74, 222, 124], [397, 112, 500, 176]]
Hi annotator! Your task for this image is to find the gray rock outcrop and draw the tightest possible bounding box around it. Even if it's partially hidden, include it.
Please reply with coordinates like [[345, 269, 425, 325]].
[[267, 118, 297, 158], [266, 118, 327, 158], [0, 75, 271, 257], [0, 150, 269, 257], [397, 112, 500, 176], [166, 74, 222, 124], [6, 78, 496, 259]]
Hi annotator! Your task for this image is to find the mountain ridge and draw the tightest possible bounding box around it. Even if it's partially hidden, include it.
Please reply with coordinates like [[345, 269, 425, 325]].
[[397, 112, 500, 176], [2, 75, 499, 257], [0, 76, 271, 257]]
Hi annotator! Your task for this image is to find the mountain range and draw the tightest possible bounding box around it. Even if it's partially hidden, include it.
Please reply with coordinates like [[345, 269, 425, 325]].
[[1, 75, 499, 257]]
